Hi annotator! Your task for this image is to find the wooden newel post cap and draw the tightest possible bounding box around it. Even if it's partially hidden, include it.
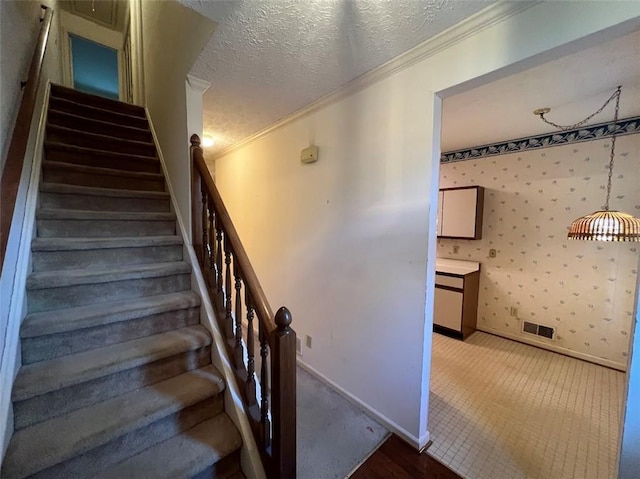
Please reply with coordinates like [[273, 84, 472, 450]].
[[190, 134, 201, 147], [275, 307, 292, 329]]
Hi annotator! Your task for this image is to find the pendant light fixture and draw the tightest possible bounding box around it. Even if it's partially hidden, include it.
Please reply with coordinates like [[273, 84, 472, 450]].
[[534, 86, 640, 242]]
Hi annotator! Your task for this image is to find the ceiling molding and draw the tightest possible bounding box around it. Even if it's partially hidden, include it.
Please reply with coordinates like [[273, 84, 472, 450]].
[[210, 0, 541, 161]]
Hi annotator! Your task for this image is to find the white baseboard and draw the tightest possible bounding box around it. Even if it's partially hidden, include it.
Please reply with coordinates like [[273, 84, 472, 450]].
[[478, 326, 626, 371], [145, 111, 265, 479], [297, 360, 430, 451]]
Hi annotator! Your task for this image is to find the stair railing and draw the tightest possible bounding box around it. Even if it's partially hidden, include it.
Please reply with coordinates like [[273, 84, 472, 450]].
[[190, 135, 296, 478], [1, 5, 54, 271]]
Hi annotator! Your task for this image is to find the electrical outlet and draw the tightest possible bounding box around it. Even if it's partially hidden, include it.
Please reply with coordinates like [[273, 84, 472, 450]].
[[296, 338, 302, 355], [306, 335, 312, 349], [489, 249, 497, 258], [452, 245, 460, 254], [510, 306, 518, 317]]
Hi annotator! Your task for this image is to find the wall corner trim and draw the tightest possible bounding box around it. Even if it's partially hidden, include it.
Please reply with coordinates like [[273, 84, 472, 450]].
[[210, 0, 542, 161], [187, 74, 211, 94]]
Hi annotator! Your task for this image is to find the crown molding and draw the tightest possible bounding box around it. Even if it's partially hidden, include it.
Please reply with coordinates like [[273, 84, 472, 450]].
[[211, 0, 542, 161]]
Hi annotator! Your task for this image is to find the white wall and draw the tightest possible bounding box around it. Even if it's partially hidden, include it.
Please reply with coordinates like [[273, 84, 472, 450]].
[[141, 0, 216, 239], [438, 134, 640, 370], [212, 3, 640, 447]]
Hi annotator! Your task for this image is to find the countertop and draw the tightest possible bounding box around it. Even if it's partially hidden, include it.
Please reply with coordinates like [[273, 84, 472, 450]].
[[436, 258, 480, 275]]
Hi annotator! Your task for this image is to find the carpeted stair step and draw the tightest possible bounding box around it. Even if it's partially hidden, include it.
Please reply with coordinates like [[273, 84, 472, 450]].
[[47, 124, 157, 157], [48, 109, 153, 142], [51, 83, 146, 118], [21, 291, 201, 364], [95, 414, 242, 479], [49, 96, 149, 129], [44, 141, 160, 173], [39, 183, 170, 213], [42, 160, 165, 191], [37, 209, 175, 237], [12, 325, 213, 429], [2, 366, 225, 479], [26, 261, 191, 312], [31, 235, 182, 271]]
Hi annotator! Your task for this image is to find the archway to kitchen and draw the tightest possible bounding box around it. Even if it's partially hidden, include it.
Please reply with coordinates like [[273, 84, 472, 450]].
[[423, 26, 640, 479]]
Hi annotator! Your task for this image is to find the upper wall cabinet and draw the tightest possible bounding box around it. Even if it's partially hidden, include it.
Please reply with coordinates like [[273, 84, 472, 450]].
[[438, 186, 484, 239]]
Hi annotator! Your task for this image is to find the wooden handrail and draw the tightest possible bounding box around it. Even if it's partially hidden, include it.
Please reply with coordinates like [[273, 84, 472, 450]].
[[191, 140, 277, 334], [190, 134, 296, 478], [0, 6, 54, 271]]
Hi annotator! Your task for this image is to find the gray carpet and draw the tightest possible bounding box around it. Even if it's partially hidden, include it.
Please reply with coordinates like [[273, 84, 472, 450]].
[[297, 366, 389, 478]]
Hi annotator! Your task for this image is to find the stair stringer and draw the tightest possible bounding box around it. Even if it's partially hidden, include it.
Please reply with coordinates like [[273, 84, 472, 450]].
[[0, 82, 51, 460], [145, 110, 266, 479]]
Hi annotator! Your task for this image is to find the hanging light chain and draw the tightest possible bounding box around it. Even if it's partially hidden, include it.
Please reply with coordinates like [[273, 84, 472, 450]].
[[538, 86, 621, 131], [604, 86, 621, 211]]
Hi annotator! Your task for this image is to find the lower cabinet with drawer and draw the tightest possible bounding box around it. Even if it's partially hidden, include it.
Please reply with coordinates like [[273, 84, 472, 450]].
[[433, 267, 480, 340]]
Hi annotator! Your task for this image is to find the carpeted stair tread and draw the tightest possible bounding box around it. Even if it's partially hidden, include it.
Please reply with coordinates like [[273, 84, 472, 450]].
[[27, 261, 190, 290], [21, 291, 200, 338], [51, 83, 146, 117], [39, 182, 170, 200], [12, 325, 212, 401], [37, 207, 174, 221], [31, 235, 181, 251], [48, 109, 152, 142], [48, 97, 149, 129], [95, 414, 242, 479], [44, 140, 158, 163], [3, 366, 225, 479], [47, 124, 156, 156], [42, 160, 164, 180]]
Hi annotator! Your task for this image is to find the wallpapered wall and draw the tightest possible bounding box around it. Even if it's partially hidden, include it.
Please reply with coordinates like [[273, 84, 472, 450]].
[[437, 134, 639, 370]]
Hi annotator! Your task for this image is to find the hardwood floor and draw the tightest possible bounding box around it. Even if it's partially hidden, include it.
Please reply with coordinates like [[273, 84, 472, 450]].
[[350, 435, 461, 479]]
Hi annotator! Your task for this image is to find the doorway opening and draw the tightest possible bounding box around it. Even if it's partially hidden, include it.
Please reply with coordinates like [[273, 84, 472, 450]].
[[69, 34, 119, 100], [426, 27, 640, 479]]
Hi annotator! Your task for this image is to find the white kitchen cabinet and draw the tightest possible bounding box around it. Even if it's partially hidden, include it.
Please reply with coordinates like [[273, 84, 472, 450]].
[[438, 186, 484, 239], [433, 259, 481, 340]]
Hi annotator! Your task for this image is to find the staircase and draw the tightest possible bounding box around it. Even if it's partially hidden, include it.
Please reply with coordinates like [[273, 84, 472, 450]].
[[1, 85, 243, 478]]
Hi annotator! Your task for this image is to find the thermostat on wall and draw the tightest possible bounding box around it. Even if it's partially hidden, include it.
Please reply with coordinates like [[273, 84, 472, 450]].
[[300, 145, 318, 164]]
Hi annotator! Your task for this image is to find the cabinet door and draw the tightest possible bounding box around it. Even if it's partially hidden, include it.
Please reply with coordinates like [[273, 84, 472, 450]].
[[437, 190, 443, 236], [441, 188, 478, 238], [434, 287, 463, 331]]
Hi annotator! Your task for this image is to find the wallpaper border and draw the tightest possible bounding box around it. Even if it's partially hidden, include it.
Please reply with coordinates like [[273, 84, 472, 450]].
[[441, 116, 640, 163]]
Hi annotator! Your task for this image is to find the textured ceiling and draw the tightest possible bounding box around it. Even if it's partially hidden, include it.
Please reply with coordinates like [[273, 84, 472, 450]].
[[441, 28, 640, 152], [180, 0, 496, 152]]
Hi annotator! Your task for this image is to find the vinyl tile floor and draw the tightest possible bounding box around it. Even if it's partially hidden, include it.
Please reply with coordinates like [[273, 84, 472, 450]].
[[427, 332, 625, 479]]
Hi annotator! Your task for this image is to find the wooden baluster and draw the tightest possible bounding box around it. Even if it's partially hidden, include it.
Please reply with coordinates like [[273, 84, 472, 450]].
[[215, 219, 224, 311], [271, 307, 297, 479], [200, 181, 208, 267], [224, 237, 234, 341], [233, 262, 244, 370], [260, 322, 271, 450], [207, 197, 215, 284], [245, 292, 257, 406]]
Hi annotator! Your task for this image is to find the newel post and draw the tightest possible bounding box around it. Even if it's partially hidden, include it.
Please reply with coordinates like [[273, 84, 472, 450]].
[[190, 134, 202, 254], [270, 307, 297, 478]]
